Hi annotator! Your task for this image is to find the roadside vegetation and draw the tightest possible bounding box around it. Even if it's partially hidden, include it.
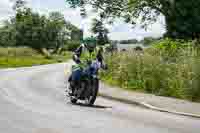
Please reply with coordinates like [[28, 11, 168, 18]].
[[101, 39, 200, 102], [0, 47, 72, 68], [0, 1, 78, 68], [0, 1, 110, 68], [65, 0, 200, 102]]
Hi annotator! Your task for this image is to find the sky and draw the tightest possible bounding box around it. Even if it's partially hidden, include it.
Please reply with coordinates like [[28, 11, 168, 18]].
[[0, 0, 166, 40]]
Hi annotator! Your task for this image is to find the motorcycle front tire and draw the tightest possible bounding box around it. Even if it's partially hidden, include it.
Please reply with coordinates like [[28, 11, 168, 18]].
[[87, 79, 99, 105]]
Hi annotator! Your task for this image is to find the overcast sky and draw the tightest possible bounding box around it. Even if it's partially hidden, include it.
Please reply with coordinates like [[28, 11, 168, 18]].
[[0, 0, 166, 40]]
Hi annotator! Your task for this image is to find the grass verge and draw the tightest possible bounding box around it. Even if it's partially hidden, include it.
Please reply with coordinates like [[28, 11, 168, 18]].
[[0, 47, 72, 68]]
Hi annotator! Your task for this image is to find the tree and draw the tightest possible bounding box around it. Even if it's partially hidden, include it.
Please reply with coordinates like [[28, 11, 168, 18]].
[[91, 18, 109, 45], [15, 8, 47, 49], [48, 12, 66, 52], [0, 0, 27, 47], [14, 7, 67, 52], [65, 0, 200, 39], [0, 19, 16, 47], [71, 29, 83, 41], [0, 1, 81, 54]]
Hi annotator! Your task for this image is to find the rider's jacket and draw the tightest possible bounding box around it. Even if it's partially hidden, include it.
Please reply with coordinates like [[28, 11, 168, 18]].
[[72, 44, 103, 71]]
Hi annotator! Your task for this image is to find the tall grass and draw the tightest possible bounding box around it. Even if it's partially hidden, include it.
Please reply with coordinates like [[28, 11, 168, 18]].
[[101, 39, 200, 102]]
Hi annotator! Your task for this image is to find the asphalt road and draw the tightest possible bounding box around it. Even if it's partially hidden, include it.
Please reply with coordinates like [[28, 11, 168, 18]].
[[0, 63, 199, 133]]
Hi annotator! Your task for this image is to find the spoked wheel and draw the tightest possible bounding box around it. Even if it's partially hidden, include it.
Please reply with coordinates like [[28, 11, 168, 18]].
[[85, 79, 99, 106]]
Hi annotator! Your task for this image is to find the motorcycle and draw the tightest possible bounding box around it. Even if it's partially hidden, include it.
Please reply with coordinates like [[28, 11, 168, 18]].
[[66, 59, 107, 105]]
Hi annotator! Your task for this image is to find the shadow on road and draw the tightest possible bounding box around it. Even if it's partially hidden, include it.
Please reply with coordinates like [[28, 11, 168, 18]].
[[75, 102, 112, 109]]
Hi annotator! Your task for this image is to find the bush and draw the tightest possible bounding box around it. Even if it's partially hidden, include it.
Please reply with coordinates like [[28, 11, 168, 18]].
[[101, 40, 200, 102], [153, 38, 184, 58]]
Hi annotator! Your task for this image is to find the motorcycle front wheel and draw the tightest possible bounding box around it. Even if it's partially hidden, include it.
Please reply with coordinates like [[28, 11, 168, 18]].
[[85, 79, 99, 105]]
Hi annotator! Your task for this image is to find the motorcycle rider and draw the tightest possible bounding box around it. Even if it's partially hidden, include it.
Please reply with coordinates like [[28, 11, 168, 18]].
[[68, 42, 105, 95]]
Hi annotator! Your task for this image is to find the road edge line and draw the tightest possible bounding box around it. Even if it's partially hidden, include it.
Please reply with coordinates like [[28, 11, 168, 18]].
[[99, 93, 200, 119]]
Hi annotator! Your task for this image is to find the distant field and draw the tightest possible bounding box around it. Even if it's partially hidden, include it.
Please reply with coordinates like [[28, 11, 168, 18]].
[[0, 47, 72, 68]]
